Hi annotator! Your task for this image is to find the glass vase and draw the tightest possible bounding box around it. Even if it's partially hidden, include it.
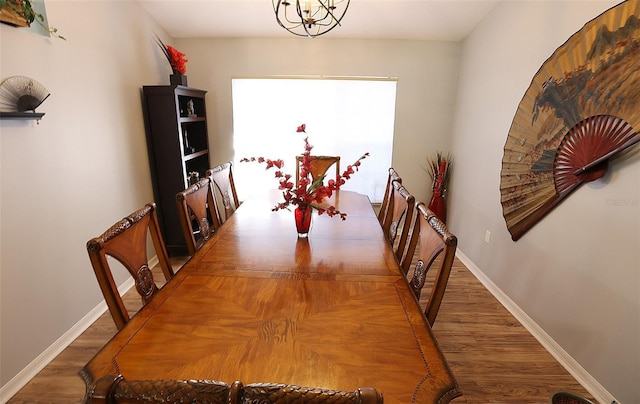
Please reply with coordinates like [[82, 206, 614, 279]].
[[294, 204, 312, 237]]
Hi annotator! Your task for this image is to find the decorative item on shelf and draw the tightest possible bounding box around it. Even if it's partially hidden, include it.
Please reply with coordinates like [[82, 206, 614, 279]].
[[426, 151, 452, 224], [170, 73, 188, 86], [186, 99, 195, 117], [155, 35, 188, 86], [241, 123, 369, 237], [0, 75, 49, 112], [0, 75, 49, 121], [183, 130, 195, 154], [188, 171, 200, 185], [272, 0, 350, 38]]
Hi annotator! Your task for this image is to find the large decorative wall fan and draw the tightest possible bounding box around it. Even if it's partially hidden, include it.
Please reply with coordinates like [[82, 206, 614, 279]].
[[0, 75, 50, 112], [501, 0, 640, 241]]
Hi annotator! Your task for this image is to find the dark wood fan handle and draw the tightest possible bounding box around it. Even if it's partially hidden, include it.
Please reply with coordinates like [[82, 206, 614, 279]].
[[573, 136, 640, 176]]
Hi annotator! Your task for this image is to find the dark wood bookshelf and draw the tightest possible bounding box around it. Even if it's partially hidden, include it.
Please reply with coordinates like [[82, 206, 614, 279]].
[[141, 85, 210, 256]]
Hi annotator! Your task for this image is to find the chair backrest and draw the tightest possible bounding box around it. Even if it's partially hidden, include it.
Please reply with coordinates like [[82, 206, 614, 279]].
[[377, 167, 402, 225], [381, 180, 415, 266], [403, 202, 457, 326], [86, 203, 174, 331], [549, 390, 595, 404], [176, 177, 222, 255], [241, 383, 384, 404], [84, 374, 384, 404], [206, 161, 240, 222], [295, 155, 340, 187], [84, 374, 239, 403]]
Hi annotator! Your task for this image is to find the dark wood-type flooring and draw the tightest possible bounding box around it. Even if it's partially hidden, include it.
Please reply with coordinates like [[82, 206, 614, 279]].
[[7, 256, 594, 403]]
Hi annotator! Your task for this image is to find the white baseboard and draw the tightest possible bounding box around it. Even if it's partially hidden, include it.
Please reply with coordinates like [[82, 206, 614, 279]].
[[456, 250, 617, 404], [0, 266, 144, 402], [0, 295, 113, 402], [1, 253, 162, 402]]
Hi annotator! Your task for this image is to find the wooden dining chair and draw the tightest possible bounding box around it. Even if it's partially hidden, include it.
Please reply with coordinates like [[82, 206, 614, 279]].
[[377, 167, 402, 225], [86, 203, 174, 331], [206, 161, 240, 222], [176, 177, 222, 255], [84, 374, 240, 403], [295, 155, 340, 187], [241, 382, 384, 403], [381, 179, 415, 267], [403, 202, 457, 326], [85, 375, 384, 404], [550, 390, 595, 404]]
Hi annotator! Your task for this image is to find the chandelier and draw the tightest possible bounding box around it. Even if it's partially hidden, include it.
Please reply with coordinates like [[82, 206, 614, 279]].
[[273, 0, 350, 38]]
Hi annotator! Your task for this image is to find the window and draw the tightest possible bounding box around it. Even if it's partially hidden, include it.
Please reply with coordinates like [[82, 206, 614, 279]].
[[232, 77, 397, 203]]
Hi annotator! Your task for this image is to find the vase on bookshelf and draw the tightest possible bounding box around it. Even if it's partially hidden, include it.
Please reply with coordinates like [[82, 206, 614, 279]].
[[170, 73, 188, 86]]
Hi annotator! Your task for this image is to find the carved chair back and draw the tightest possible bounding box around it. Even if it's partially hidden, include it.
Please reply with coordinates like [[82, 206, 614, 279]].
[[241, 382, 384, 403], [84, 374, 239, 403], [176, 177, 222, 255], [295, 155, 341, 187], [377, 167, 402, 225], [86, 203, 174, 331], [206, 161, 240, 222], [381, 180, 415, 267], [403, 202, 457, 326], [84, 374, 384, 404]]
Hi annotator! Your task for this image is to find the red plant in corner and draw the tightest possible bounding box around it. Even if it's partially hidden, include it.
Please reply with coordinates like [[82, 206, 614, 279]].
[[241, 124, 369, 220], [155, 35, 188, 74], [426, 151, 452, 197]]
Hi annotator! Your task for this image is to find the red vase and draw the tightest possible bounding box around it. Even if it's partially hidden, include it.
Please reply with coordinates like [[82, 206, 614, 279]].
[[428, 191, 447, 224], [295, 204, 312, 237], [429, 165, 448, 223]]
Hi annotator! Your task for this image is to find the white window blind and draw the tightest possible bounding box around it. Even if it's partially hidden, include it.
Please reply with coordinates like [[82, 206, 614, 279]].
[[231, 77, 396, 203]]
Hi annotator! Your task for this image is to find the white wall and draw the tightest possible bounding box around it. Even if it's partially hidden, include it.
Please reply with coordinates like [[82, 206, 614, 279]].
[[448, 1, 639, 403], [0, 0, 169, 392], [173, 38, 461, 205]]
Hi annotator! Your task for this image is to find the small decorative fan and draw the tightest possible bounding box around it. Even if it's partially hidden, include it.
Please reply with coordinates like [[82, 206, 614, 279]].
[[501, 1, 640, 241], [0, 76, 50, 112]]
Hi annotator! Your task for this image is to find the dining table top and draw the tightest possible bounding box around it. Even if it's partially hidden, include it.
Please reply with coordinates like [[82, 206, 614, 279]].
[[80, 190, 461, 404]]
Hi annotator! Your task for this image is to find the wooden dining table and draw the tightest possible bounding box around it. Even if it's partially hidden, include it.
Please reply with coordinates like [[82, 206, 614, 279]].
[[80, 190, 461, 403]]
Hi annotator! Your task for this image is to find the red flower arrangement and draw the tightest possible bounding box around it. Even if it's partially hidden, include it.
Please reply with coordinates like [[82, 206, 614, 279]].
[[426, 151, 452, 197], [155, 36, 188, 74], [425, 151, 452, 223], [241, 124, 369, 220]]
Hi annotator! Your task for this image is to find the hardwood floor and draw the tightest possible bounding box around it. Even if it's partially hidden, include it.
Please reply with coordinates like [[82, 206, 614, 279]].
[[427, 259, 594, 403], [6, 256, 594, 403]]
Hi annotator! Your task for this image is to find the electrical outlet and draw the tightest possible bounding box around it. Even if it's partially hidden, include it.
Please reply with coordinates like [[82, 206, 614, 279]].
[[484, 230, 491, 243]]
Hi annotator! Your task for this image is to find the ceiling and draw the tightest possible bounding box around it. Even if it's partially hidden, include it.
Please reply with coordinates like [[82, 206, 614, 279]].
[[137, 0, 500, 41]]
